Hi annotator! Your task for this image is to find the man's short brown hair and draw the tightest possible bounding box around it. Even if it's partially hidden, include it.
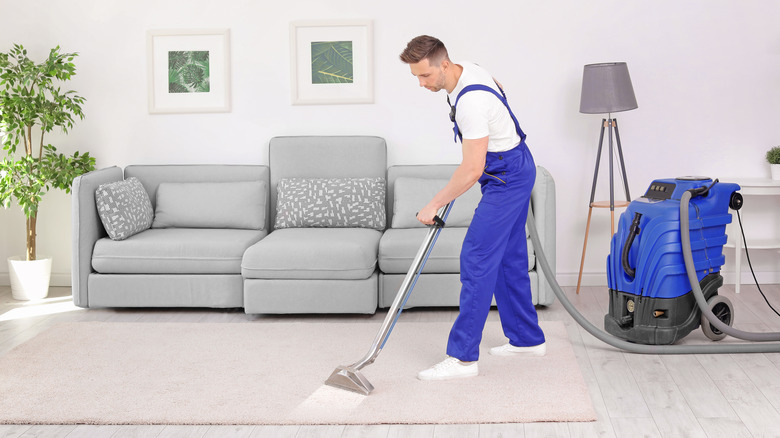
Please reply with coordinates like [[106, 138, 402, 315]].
[[399, 35, 449, 65]]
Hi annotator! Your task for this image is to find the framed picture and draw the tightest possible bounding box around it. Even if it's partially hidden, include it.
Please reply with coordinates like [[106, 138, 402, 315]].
[[147, 29, 231, 114], [290, 20, 373, 105]]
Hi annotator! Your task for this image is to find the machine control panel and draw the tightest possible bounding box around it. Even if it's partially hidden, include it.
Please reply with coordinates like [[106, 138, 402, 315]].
[[642, 177, 716, 201], [643, 182, 677, 201]]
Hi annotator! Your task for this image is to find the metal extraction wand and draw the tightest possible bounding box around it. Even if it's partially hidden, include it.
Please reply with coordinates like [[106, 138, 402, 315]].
[[324, 202, 454, 395]]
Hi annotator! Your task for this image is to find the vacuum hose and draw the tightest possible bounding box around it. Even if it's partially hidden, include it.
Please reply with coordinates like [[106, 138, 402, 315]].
[[680, 189, 780, 342], [526, 193, 780, 354]]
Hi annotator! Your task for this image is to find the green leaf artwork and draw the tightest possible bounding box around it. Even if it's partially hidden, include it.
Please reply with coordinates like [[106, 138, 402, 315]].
[[168, 51, 210, 93], [311, 41, 353, 84]]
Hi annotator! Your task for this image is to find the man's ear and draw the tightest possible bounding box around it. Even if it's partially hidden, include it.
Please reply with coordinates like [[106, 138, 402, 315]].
[[440, 58, 450, 71]]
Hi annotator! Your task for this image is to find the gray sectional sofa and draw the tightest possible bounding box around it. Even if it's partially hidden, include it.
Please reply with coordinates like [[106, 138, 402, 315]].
[[72, 135, 556, 314]]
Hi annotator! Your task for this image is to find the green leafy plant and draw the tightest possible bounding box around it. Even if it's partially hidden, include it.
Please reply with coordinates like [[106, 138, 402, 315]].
[[767, 146, 780, 165], [0, 44, 95, 261]]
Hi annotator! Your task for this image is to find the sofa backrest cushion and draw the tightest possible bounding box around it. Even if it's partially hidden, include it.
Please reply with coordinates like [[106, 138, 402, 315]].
[[95, 177, 154, 240], [392, 177, 481, 228], [152, 181, 268, 230], [269, 136, 387, 230], [274, 177, 385, 230], [124, 165, 271, 230]]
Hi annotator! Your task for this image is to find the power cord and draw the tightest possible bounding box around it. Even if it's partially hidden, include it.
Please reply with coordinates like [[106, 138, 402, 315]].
[[736, 209, 780, 318]]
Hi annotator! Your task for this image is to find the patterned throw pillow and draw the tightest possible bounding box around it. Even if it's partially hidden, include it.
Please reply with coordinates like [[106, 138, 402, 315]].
[[274, 177, 386, 230], [95, 177, 154, 241]]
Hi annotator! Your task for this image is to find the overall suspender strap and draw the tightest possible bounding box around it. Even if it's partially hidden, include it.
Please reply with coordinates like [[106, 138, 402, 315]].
[[447, 83, 527, 144]]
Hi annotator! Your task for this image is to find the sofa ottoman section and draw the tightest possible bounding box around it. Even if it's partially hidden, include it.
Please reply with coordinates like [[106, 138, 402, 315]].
[[243, 274, 378, 314], [242, 228, 381, 314], [242, 228, 380, 280]]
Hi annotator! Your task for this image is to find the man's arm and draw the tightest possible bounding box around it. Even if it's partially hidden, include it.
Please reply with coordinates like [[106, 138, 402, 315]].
[[416, 136, 488, 225]]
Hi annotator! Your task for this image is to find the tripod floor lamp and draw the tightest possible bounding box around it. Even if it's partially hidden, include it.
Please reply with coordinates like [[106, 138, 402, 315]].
[[576, 62, 638, 294]]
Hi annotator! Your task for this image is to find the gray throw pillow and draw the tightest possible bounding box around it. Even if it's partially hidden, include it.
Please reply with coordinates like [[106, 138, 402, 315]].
[[392, 177, 482, 228], [95, 177, 154, 241], [274, 177, 386, 230], [152, 181, 267, 230]]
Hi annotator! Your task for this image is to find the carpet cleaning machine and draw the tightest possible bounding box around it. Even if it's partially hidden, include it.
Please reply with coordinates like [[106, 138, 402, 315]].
[[326, 176, 780, 395], [605, 176, 742, 345]]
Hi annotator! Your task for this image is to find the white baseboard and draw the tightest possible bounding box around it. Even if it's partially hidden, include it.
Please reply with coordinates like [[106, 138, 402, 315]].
[[553, 272, 607, 287], [0, 273, 71, 288]]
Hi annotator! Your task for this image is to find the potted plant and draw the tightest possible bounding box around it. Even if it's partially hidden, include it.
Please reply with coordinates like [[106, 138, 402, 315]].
[[0, 44, 95, 300], [767, 146, 780, 181]]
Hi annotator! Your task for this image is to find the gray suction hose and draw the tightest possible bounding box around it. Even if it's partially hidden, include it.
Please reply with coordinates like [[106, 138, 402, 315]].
[[680, 190, 780, 342], [527, 200, 780, 354]]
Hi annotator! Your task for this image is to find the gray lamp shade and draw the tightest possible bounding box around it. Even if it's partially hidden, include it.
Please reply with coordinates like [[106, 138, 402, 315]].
[[579, 62, 638, 114]]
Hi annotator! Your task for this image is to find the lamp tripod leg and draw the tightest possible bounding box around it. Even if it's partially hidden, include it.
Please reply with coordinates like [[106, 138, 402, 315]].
[[611, 209, 616, 236], [576, 206, 594, 294], [578, 119, 607, 295], [613, 118, 631, 201]]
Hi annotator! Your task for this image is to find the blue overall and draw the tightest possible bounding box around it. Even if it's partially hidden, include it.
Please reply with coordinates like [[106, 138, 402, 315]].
[[445, 84, 546, 362]]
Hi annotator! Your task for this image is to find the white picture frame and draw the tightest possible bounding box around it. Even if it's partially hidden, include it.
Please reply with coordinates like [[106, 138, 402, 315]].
[[147, 29, 231, 114], [290, 20, 374, 105]]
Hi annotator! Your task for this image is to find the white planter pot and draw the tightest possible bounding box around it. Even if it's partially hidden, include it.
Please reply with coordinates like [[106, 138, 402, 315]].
[[7, 256, 52, 301], [771, 164, 780, 181]]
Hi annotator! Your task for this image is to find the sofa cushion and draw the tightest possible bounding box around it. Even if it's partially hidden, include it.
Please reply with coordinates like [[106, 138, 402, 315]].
[[379, 228, 465, 274], [242, 228, 381, 280], [274, 177, 386, 230], [92, 228, 266, 274], [152, 181, 267, 230], [95, 177, 154, 241], [392, 177, 482, 228], [378, 228, 534, 274]]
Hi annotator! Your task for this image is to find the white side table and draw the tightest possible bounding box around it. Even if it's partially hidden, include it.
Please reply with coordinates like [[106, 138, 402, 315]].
[[723, 178, 780, 293]]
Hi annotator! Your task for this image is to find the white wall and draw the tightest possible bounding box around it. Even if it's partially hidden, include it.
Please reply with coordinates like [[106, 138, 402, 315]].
[[2, 0, 779, 287]]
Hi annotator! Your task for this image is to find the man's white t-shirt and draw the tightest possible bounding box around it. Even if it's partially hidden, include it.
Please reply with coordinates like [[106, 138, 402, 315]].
[[447, 62, 522, 153]]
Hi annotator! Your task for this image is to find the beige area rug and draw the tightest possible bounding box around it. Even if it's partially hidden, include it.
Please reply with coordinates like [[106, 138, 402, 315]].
[[0, 320, 595, 425]]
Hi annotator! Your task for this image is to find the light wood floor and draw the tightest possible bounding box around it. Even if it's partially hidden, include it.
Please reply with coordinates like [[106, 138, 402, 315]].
[[2, 283, 780, 438]]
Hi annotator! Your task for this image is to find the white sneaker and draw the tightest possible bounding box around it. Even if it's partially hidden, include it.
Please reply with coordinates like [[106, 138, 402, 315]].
[[417, 357, 478, 381], [489, 342, 546, 357]]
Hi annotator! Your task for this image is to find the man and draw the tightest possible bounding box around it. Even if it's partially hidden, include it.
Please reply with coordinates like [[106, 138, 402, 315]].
[[399, 35, 546, 380]]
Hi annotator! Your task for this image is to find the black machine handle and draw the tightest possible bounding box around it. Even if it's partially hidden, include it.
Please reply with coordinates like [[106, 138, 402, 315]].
[[687, 178, 719, 199], [622, 212, 643, 278], [416, 212, 446, 228]]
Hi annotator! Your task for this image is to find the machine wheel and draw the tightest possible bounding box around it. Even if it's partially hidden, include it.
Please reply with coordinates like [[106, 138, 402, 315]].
[[701, 295, 734, 341]]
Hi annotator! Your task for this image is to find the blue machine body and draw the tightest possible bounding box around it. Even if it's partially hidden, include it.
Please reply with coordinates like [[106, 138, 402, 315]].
[[607, 177, 740, 300]]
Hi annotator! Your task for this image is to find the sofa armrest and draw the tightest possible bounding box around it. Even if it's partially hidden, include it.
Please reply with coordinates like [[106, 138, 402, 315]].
[[71, 166, 123, 307], [530, 165, 556, 306]]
